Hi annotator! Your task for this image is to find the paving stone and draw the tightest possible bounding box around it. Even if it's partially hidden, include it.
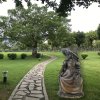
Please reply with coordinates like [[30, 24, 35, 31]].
[[18, 88, 27, 91], [13, 95, 23, 99], [16, 91, 27, 96], [25, 97, 40, 100], [38, 77, 42, 80], [31, 90, 42, 94], [20, 84, 27, 88], [25, 79, 34, 83], [32, 78, 39, 81], [30, 83, 34, 85], [36, 87, 42, 91], [24, 90, 30, 94], [35, 83, 41, 86], [21, 82, 28, 85], [36, 80, 41, 83], [29, 85, 34, 91], [29, 94, 44, 98]]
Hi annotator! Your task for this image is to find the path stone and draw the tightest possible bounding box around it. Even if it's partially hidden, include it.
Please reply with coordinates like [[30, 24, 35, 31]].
[[36, 87, 42, 91], [16, 91, 27, 96], [8, 56, 56, 100], [29, 85, 34, 91], [18, 88, 28, 91], [29, 94, 44, 98], [13, 95, 23, 99], [31, 90, 42, 94], [20, 85, 27, 88], [25, 97, 40, 100]]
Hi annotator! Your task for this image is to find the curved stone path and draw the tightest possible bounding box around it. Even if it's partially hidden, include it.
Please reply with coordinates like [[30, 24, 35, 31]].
[[8, 56, 56, 100]]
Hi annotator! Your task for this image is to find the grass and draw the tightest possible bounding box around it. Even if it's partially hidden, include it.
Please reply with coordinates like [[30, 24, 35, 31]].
[[0, 52, 49, 100], [44, 51, 100, 100]]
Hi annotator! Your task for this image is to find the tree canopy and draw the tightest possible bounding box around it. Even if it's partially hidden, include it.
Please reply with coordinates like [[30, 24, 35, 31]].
[[0, 0, 100, 16], [0, 4, 70, 55], [97, 24, 100, 40]]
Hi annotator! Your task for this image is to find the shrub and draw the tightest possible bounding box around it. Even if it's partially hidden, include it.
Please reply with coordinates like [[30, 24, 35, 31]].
[[98, 52, 100, 56], [8, 53, 17, 60], [0, 54, 4, 59], [81, 54, 88, 59], [21, 53, 27, 59], [36, 53, 41, 58]]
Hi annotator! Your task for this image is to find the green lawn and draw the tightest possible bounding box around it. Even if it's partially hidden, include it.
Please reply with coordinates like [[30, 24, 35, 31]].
[[0, 52, 49, 100], [44, 51, 100, 100]]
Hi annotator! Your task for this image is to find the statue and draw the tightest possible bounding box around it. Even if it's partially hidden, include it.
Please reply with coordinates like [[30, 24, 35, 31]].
[[58, 48, 84, 98]]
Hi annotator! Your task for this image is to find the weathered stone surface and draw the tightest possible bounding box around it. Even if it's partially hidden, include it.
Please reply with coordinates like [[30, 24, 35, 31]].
[[31, 90, 42, 94], [13, 95, 23, 99], [25, 97, 40, 100], [36, 80, 41, 83], [16, 91, 27, 96], [35, 83, 41, 86], [18, 88, 27, 91], [24, 79, 34, 83], [20, 84, 27, 88], [24, 90, 30, 94], [36, 87, 42, 91], [29, 85, 34, 91], [29, 94, 44, 98], [21, 82, 28, 85], [32, 78, 39, 81], [58, 48, 84, 98], [30, 83, 34, 86]]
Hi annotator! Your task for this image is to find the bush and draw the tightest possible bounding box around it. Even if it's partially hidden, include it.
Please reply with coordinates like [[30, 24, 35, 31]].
[[81, 54, 88, 59], [0, 54, 4, 59], [8, 53, 17, 60], [36, 53, 41, 58], [21, 53, 27, 59], [98, 52, 100, 56]]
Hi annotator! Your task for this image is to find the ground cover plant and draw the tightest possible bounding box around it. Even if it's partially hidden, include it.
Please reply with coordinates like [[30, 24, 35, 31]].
[[44, 51, 100, 100], [0, 52, 49, 100]]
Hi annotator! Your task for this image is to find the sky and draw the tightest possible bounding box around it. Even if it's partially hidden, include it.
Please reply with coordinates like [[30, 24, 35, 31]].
[[0, 0, 100, 32]]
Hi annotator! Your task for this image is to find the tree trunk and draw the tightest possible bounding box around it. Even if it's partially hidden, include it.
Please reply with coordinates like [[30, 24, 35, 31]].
[[32, 42, 37, 57]]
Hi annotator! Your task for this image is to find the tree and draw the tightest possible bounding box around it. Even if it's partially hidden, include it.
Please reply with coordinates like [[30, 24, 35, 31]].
[[97, 24, 100, 40], [0, 4, 70, 56], [74, 31, 85, 47], [7, 5, 49, 56], [0, 0, 100, 16], [85, 31, 97, 47]]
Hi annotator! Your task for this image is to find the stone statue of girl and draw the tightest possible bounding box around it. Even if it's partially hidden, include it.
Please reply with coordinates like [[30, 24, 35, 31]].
[[58, 48, 84, 98]]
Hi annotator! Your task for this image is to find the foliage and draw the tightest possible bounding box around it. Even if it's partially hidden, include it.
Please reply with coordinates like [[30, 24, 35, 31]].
[[7, 53, 17, 60], [97, 24, 100, 40], [20, 53, 27, 59], [0, 4, 70, 55], [98, 52, 100, 56], [93, 40, 100, 48], [85, 31, 97, 47], [36, 53, 41, 58], [0, 0, 100, 16], [74, 31, 85, 47], [0, 53, 4, 59], [81, 54, 88, 59]]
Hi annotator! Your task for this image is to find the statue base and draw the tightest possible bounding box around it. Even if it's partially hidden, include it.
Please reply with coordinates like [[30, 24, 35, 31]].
[[57, 91, 84, 98]]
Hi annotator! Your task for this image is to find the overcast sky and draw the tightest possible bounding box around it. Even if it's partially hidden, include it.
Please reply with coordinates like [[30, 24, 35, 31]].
[[0, 0, 100, 32]]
